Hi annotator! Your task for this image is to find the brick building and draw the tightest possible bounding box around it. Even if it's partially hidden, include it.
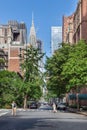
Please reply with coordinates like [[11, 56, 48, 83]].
[[0, 19, 43, 73], [62, 0, 87, 44], [62, 14, 74, 44], [63, 0, 87, 106], [8, 45, 25, 72], [73, 0, 87, 43], [0, 20, 27, 72]]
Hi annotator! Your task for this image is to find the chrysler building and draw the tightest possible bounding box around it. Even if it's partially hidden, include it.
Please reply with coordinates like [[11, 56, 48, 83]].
[[29, 15, 37, 48]]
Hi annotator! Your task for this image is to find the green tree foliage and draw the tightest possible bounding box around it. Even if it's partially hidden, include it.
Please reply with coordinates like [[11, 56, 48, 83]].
[[0, 46, 44, 108], [45, 40, 87, 96], [0, 70, 23, 108], [45, 44, 71, 96], [20, 46, 44, 102], [62, 40, 87, 90], [0, 58, 5, 64]]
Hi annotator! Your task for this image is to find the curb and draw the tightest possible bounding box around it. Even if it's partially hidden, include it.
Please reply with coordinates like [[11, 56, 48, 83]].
[[68, 108, 87, 116], [76, 111, 87, 116]]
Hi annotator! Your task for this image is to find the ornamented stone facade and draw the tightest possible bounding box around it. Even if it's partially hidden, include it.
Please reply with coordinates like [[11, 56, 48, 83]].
[[0, 20, 27, 72]]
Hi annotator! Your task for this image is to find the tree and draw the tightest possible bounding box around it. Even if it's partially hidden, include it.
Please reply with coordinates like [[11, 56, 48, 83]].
[[45, 40, 87, 103], [45, 44, 72, 97], [20, 46, 44, 108], [61, 40, 87, 91], [0, 70, 23, 108]]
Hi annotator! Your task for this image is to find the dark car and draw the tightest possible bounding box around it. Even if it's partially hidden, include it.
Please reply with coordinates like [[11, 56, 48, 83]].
[[29, 102, 38, 109], [57, 102, 66, 110]]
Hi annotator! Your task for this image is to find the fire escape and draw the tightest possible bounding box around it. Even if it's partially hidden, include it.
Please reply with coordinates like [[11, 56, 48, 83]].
[[0, 49, 8, 70]]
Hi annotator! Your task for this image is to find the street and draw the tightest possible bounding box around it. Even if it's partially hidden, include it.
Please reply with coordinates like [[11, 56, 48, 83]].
[[0, 108, 87, 130]]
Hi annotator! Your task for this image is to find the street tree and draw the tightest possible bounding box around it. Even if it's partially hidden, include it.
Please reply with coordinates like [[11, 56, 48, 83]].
[[20, 46, 44, 108], [61, 40, 87, 91], [0, 70, 23, 108], [45, 43, 72, 97]]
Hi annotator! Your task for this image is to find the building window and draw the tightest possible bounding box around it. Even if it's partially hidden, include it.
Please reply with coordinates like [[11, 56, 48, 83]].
[[5, 40, 7, 43], [5, 29, 7, 36]]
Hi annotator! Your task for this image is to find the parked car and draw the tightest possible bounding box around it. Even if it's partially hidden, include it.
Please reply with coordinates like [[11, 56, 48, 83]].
[[29, 101, 38, 109], [57, 102, 66, 110]]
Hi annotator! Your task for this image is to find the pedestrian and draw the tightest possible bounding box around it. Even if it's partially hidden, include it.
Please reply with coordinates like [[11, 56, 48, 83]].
[[52, 102, 57, 113], [12, 101, 17, 116]]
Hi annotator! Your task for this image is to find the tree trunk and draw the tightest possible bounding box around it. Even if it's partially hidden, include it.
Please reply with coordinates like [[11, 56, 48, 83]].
[[24, 95, 27, 109], [76, 93, 79, 111]]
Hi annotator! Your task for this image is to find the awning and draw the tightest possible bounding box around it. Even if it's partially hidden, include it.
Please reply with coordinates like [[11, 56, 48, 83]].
[[78, 94, 87, 100], [68, 94, 76, 100]]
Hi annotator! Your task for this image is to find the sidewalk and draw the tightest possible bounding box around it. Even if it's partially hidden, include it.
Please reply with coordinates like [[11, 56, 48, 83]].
[[77, 111, 87, 116], [0, 109, 10, 117], [68, 108, 87, 116]]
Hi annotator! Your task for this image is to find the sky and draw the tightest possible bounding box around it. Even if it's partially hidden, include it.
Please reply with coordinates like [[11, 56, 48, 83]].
[[0, 0, 78, 57]]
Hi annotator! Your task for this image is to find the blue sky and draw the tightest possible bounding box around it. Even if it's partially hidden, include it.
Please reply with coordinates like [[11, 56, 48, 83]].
[[0, 0, 78, 57]]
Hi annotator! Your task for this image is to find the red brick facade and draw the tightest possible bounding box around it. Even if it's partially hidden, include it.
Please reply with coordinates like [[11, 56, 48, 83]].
[[8, 47, 20, 72], [62, 14, 74, 44], [63, 0, 87, 106], [0, 20, 27, 73], [63, 0, 87, 44]]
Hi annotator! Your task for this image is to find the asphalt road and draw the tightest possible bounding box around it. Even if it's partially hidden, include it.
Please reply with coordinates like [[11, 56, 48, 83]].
[[0, 108, 87, 130]]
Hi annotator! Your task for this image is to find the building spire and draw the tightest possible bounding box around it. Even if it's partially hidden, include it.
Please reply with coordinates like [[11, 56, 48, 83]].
[[32, 12, 34, 26], [29, 13, 37, 48]]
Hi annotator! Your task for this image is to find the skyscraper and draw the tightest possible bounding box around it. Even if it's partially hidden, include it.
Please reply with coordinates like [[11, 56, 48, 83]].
[[51, 26, 62, 55], [29, 16, 37, 48], [28, 13, 44, 52]]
